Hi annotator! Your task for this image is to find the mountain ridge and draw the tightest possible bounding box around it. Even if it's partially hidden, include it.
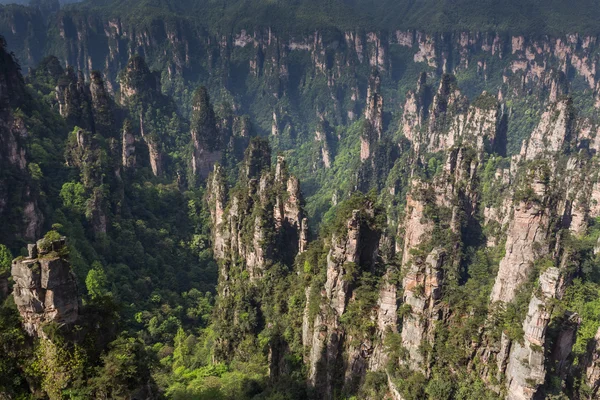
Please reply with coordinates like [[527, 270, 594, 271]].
[[51, 0, 600, 35]]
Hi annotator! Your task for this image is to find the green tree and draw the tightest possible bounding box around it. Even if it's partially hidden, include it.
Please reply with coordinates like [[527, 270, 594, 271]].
[[86, 262, 109, 300], [89, 337, 156, 399], [28, 163, 43, 181], [426, 374, 455, 400], [0, 244, 12, 274], [60, 182, 87, 214]]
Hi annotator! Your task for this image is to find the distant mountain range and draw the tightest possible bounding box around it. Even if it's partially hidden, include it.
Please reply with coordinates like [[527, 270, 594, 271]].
[[39, 0, 600, 35], [0, 0, 81, 4]]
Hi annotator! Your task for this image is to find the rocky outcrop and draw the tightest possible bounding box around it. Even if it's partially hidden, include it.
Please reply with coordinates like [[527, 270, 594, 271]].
[[9, 8, 600, 397], [274, 157, 305, 257], [401, 72, 431, 148], [121, 119, 136, 168], [396, 185, 438, 369], [482, 98, 594, 398], [0, 7, 46, 68], [489, 100, 575, 305], [585, 327, 600, 399], [88, 188, 108, 236], [502, 200, 591, 398], [0, 37, 27, 109], [503, 219, 582, 399], [401, 248, 445, 371], [64, 128, 109, 234], [211, 147, 306, 280], [206, 165, 228, 264], [139, 113, 163, 177], [402, 74, 499, 156], [2, 11, 597, 99], [424, 75, 468, 152], [55, 68, 94, 131], [504, 268, 560, 399], [4, 11, 600, 148], [209, 139, 308, 359], [396, 99, 491, 372], [51, 64, 116, 140], [425, 75, 469, 153], [315, 120, 333, 168], [89, 71, 115, 137], [0, 38, 43, 243], [119, 55, 161, 103], [519, 99, 574, 161], [489, 190, 550, 304], [118, 55, 174, 177], [398, 149, 479, 372], [190, 86, 221, 181], [305, 204, 382, 398], [11, 237, 79, 338], [400, 189, 434, 266], [462, 93, 501, 152], [365, 71, 384, 138], [0, 112, 44, 242], [361, 70, 383, 161], [369, 271, 398, 371]]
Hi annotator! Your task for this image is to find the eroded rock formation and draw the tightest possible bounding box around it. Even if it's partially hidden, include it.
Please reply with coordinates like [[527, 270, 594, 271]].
[[191, 86, 221, 180], [304, 204, 383, 398], [0, 37, 43, 243], [209, 139, 308, 359], [11, 237, 79, 338]]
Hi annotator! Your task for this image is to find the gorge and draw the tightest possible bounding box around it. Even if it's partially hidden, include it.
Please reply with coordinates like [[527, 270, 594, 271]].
[[2, 1, 600, 399]]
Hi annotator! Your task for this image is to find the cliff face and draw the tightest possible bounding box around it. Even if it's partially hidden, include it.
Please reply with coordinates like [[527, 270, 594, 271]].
[[208, 138, 307, 359], [315, 120, 333, 169], [303, 201, 385, 398], [190, 86, 221, 181], [11, 237, 79, 338], [0, 37, 43, 244], [64, 128, 110, 235], [89, 70, 116, 138], [504, 268, 561, 400], [121, 119, 136, 168], [116, 53, 240, 183], [29, 21, 600, 96], [297, 69, 600, 399], [55, 68, 94, 131], [6, 7, 600, 146], [208, 142, 393, 398], [393, 78, 498, 378], [482, 100, 571, 384], [398, 145, 483, 374], [501, 100, 600, 399], [119, 55, 165, 177], [402, 74, 500, 156], [361, 70, 383, 161], [119, 55, 161, 102], [0, 5, 46, 67], [401, 72, 431, 148], [586, 328, 600, 399], [216, 149, 305, 280], [198, 55, 600, 398], [306, 210, 363, 394], [489, 172, 551, 306], [466, 94, 600, 399]]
